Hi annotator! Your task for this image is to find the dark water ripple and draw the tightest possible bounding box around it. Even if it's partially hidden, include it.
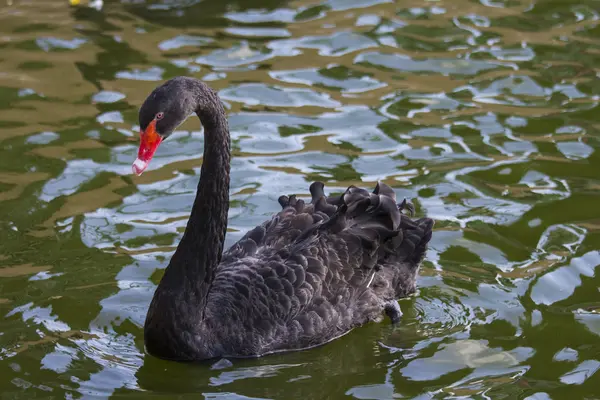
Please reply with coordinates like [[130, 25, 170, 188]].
[[0, 0, 599, 398]]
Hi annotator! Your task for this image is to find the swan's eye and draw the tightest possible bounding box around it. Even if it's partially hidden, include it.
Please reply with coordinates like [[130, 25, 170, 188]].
[[155, 112, 164, 120]]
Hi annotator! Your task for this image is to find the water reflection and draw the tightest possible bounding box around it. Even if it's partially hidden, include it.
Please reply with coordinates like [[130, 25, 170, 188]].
[[1, 0, 599, 398]]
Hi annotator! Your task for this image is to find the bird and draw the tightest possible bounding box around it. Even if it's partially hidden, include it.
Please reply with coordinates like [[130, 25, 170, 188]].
[[134, 76, 434, 361]]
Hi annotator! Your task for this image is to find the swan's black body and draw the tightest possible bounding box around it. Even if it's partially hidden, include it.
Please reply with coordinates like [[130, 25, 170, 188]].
[[140, 77, 434, 361]]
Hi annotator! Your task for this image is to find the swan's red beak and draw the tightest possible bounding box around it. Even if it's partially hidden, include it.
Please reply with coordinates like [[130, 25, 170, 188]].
[[133, 120, 162, 176]]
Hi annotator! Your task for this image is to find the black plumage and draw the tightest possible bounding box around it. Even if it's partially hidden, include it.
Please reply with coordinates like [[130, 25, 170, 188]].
[[139, 77, 434, 361]]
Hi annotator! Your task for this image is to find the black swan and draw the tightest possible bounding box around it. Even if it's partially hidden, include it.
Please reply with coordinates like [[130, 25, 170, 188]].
[[133, 77, 434, 361]]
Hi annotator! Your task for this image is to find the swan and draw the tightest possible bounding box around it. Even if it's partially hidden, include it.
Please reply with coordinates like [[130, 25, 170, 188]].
[[133, 77, 434, 361]]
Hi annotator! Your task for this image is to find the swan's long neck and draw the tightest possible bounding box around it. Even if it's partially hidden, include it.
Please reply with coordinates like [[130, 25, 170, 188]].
[[157, 82, 230, 309], [143, 79, 230, 359]]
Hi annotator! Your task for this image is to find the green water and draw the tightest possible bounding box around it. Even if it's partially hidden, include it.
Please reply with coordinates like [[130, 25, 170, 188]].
[[0, 0, 599, 398]]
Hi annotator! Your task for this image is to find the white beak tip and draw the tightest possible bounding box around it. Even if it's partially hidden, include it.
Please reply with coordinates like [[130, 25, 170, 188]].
[[132, 158, 148, 176]]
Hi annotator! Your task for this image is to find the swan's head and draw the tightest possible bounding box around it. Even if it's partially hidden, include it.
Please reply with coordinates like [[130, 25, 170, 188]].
[[134, 78, 197, 175]]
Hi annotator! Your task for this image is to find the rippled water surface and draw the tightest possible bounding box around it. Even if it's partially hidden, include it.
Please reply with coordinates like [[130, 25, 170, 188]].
[[1, 0, 599, 398]]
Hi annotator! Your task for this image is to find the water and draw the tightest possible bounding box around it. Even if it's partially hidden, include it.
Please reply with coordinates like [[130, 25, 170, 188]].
[[0, 0, 599, 398]]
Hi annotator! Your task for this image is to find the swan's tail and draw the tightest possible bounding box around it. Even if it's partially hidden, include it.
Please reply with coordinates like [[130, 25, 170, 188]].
[[316, 181, 434, 296], [276, 181, 434, 289]]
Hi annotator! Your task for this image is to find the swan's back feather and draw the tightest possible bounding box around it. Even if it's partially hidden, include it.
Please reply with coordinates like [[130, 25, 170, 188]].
[[195, 181, 434, 358]]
